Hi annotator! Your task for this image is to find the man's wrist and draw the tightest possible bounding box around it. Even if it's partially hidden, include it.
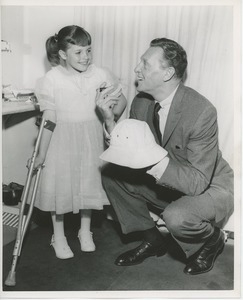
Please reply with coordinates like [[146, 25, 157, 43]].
[[105, 119, 116, 134]]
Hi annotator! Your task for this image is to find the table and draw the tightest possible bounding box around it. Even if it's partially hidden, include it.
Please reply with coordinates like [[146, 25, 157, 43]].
[[2, 101, 39, 115]]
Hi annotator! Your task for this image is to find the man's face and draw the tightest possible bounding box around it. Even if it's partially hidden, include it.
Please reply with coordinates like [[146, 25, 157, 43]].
[[134, 47, 168, 95]]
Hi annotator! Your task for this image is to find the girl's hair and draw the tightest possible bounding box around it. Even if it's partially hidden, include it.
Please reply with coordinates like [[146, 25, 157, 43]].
[[46, 25, 92, 66], [150, 38, 187, 79]]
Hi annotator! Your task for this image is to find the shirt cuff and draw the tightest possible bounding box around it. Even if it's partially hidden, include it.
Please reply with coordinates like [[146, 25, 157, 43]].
[[146, 156, 170, 181], [103, 122, 114, 145]]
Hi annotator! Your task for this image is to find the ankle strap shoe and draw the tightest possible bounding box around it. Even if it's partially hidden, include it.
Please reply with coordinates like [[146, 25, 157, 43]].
[[78, 230, 96, 252], [50, 235, 74, 259]]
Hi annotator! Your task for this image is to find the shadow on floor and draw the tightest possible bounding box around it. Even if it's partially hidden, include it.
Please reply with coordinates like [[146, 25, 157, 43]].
[[2, 210, 234, 293]]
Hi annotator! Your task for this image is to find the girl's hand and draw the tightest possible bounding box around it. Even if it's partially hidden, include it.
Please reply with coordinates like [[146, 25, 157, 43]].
[[26, 155, 45, 171], [96, 82, 120, 128], [34, 155, 45, 170]]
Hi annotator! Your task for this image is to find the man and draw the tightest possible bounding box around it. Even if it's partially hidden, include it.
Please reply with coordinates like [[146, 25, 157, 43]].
[[96, 38, 233, 275]]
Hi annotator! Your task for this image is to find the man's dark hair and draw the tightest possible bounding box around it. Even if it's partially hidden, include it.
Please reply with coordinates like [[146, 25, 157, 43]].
[[150, 38, 188, 79]]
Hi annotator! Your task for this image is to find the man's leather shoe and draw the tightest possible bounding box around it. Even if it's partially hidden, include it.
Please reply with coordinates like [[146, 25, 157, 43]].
[[115, 241, 167, 266], [184, 227, 225, 275]]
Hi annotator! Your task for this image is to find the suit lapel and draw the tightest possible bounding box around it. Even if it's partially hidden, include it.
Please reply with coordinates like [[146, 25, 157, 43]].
[[162, 83, 185, 147]]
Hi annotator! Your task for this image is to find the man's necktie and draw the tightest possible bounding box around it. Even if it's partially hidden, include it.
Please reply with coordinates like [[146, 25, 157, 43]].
[[153, 102, 162, 145]]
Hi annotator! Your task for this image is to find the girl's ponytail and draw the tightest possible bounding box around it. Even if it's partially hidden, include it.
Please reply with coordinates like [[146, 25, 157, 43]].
[[46, 35, 60, 66]]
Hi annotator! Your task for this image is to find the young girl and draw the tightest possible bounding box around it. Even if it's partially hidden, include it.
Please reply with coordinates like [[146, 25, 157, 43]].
[[34, 25, 127, 259]]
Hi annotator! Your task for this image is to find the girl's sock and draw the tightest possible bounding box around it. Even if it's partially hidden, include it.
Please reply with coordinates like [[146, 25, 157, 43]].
[[78, 209, 95, 252], [80, 209, 92, 233], [51, 212, 65, 239], [50, 212, 74, 259]]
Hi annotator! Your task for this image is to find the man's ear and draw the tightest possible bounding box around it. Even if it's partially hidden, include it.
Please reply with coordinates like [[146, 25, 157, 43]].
[[58, 50, 67, 60], [163, 67, 175, 81]]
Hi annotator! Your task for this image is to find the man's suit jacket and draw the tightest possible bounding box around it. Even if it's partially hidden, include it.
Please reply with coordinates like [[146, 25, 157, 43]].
[[129, 83, 233, 224]]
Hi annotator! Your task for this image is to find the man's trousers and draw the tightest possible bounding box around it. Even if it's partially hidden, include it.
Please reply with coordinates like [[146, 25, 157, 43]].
[[102, 164, 218, 258]]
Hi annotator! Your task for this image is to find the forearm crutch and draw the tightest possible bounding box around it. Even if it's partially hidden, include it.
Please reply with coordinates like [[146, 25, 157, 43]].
[[5, 116, 46, 287]]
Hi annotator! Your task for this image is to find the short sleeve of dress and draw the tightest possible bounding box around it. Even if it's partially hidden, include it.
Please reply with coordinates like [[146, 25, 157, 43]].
[[35, 75, 56, 112]]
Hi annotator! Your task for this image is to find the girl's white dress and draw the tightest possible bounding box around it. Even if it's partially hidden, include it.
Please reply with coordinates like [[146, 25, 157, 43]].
[[34, 64, 116, 214]]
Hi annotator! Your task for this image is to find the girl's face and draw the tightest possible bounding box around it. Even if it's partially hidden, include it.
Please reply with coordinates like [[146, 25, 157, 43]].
[[61, 44, 92, 73]]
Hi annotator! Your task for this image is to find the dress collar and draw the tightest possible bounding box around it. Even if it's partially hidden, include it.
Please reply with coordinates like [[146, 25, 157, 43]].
[[54, 64, 96, 78]]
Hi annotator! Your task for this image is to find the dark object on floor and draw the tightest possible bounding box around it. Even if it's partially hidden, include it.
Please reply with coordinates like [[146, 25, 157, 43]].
[[2, 182, 24, 206], [184, 227, 225, 275]]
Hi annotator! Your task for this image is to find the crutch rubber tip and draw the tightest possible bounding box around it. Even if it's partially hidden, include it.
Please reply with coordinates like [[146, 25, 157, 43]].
[[5, 271, 16, 286]]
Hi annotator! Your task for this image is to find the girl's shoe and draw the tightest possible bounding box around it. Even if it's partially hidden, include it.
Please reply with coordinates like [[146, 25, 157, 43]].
[[50, 235, 74, 259], [78, 230, 96, 252]]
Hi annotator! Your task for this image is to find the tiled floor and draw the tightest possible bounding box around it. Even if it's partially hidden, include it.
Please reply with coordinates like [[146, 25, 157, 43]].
[[2, 210, 235, 296], [3, 225, 17, 246], [2, 203, 37, 246]]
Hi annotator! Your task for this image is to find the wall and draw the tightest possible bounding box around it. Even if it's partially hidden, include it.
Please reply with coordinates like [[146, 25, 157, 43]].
[[1, 7, 84, 185], [1, 5, 237, 230], [2, 6, 37, 185]]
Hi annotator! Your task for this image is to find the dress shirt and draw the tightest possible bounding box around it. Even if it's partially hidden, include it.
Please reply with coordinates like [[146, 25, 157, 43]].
[[154, 85, 179, 138], [146, 85, 179, 181]]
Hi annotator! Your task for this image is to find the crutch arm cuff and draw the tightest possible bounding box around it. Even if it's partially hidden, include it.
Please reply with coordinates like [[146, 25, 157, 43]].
[[44, 120, 56, 132]]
